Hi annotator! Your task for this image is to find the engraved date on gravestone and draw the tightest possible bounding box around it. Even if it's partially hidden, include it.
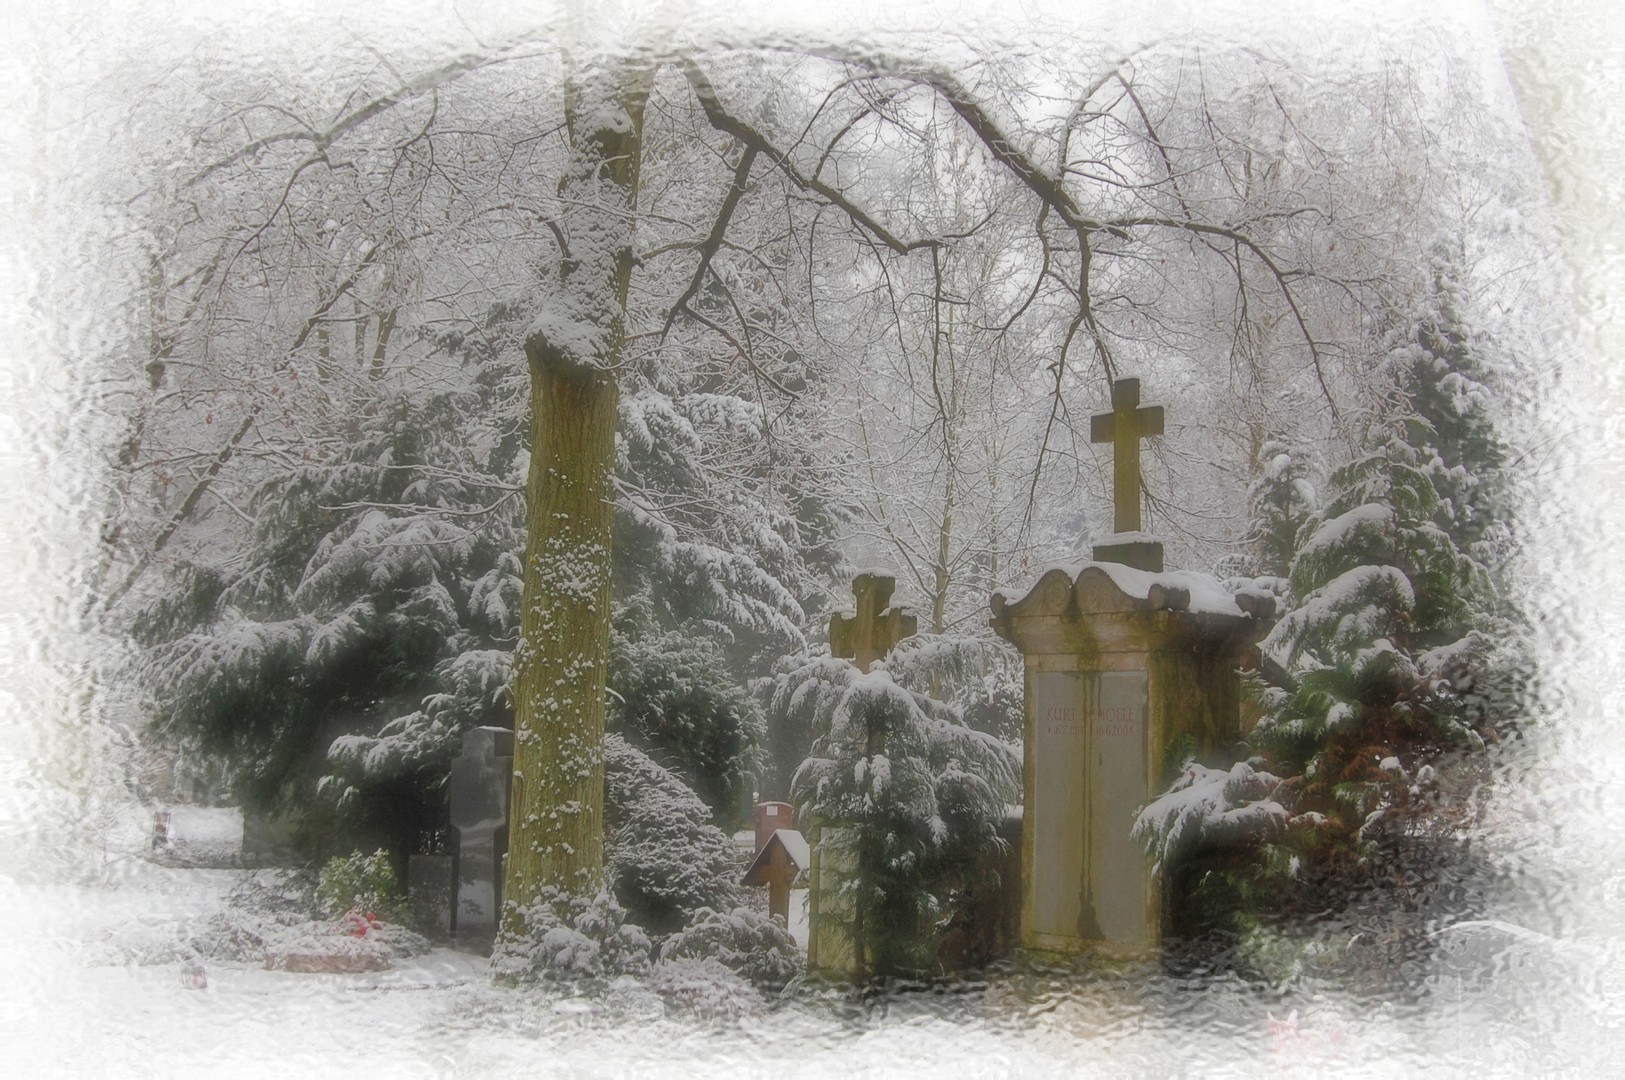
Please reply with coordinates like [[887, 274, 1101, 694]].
[[1042, 705, 1084, 736], [1092, 705, 1138, 738]]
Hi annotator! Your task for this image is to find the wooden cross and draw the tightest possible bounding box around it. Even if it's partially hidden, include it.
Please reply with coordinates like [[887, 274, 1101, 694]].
[[829, 572, 917, 672], [1089, 377, 1164, 534]]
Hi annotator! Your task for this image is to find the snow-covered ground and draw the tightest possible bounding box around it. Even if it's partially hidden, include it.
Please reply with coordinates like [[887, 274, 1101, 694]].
[[5, 828, 1623, 1080]]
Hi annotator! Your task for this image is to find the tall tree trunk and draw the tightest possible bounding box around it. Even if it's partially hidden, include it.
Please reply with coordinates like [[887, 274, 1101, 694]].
[[354, 294, 367, 369], [368, 307, 397, 380], [932, 468, 955, 636], [500, 56, 652, 931]]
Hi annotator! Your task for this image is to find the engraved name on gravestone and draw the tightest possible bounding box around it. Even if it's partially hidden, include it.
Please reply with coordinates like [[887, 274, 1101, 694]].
[[447, 726, 513, 942]]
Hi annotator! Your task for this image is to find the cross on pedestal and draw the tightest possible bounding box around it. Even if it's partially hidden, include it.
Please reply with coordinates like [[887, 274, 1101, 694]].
[[1089, 377, 1166, 572], [829, 572, 917, 672]]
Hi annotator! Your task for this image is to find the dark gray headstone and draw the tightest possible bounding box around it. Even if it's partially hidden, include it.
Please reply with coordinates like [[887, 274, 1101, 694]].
[[407, 853, 454, 938], [447, 726, 513, 945]]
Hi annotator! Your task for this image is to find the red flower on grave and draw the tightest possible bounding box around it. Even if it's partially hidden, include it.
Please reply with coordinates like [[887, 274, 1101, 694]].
[[343, 909, 380, 937]]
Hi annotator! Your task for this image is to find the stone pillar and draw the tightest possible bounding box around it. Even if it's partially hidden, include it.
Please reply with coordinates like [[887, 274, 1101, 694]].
[[806, 825, 854, 974], [991, 563, 1263, 954]]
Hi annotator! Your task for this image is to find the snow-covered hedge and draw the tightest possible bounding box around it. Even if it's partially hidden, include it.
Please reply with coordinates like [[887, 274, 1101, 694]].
[[492, 886, 652, 983], [659, 906, 802, 991], [604, 734, 742, 935]]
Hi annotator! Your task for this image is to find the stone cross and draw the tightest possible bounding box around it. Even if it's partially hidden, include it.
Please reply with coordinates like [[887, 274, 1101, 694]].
[[1089, 377, 1164, 534], [829, 572, 917, 672]]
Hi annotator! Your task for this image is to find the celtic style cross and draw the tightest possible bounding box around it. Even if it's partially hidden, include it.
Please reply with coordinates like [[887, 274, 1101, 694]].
[[1089, 377, 1165, 571], [829, 572, 917, 673]]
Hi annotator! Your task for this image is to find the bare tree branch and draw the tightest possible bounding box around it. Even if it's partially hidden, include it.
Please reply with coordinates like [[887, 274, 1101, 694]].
[[662, 144, 758, 339], [185, 40, 554, 188], [682, 60, 940, 257]]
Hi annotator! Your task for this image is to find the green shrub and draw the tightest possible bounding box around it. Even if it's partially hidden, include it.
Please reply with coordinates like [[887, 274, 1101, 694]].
[[315, 849, 407, 922]]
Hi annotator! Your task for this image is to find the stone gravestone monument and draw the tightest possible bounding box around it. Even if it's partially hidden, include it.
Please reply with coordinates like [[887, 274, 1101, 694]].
[[991, 377, 1266, 954], [447, 725, 513, 950], [828, 571, 918, 674], [807, 572, 917, 974]]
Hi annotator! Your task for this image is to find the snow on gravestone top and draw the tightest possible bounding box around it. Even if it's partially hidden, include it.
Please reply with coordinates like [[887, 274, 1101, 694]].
[[991, 560, 1254, 620], [742, 829, 811, 882]]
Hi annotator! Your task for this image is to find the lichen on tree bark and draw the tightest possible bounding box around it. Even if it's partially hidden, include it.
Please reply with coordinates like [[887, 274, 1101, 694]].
[[500, 59, 652, 935]]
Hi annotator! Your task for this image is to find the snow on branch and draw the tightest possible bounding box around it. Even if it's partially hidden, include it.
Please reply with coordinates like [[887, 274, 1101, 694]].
[[682, 60, 940, 257], [1264, 563, 1415, 669], [1133, 761, 1287, 876]]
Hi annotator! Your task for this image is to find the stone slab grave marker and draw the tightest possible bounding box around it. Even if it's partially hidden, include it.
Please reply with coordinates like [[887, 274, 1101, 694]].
[[1089, 376, 1165, 572], [993, 378, 1266, 955], [447, 725, 513, 949], [809, 572, 917, 974]]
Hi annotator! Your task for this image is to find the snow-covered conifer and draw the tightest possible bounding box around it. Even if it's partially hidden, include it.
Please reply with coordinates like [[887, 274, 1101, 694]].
[[603, 734, 742, 936], [607, 341, 848, 816], [127, 298, 847, 874], [132, 334, 528, 857], [1232, 439, 1325, 583], [790, 663, 1018, 980], [1137, 261, 1523, 972], [882, 632, 1026, 745], [1392, 251, 1515, 570]]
